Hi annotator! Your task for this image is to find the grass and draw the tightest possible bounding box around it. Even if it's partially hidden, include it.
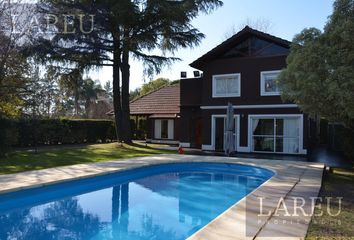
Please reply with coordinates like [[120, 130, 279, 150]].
[[306, 168, 354, 240], [0, 143, 175, 175]]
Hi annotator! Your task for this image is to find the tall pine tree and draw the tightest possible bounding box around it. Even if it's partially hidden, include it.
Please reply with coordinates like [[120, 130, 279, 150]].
[[33, 0, 223, 142]]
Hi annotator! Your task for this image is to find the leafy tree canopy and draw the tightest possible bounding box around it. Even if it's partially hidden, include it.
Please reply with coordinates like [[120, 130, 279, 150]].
[[130, 78, 171, 101], [278, 0, 354, 129], [0, 52, 29, 118], [0, 1, 41, 118], [139, 78, 170, 96]]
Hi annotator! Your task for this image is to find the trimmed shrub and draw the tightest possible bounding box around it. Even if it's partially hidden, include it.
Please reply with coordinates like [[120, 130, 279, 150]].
[[342, 129, 354, 161], [0, 118, 18, 156], [328, 123, 354, 161], [8, 119, 116, 148]]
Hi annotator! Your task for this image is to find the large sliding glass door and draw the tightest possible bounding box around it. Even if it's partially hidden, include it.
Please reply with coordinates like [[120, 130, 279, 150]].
[[251, 116, 300, 154], [252, 119, 274, 152]]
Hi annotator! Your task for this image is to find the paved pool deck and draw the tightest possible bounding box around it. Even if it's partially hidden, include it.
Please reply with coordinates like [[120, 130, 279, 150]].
[[0, 155, 324, 240]]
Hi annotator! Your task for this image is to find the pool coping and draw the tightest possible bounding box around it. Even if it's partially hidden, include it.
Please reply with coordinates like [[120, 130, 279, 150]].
[[0, 154, 324, 240]]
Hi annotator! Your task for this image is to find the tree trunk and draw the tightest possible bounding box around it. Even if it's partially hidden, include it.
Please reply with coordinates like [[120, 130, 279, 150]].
[[113, 45, 123, 143], [47, 94, 51, 117], [74, 85, 80, 116], [120, 47, 132, 143], [85, 99, 90, 118]]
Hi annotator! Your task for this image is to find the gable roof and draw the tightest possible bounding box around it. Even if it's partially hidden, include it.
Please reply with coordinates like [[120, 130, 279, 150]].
[[190, 26, 291, 69], [129, 84, 180, 115]]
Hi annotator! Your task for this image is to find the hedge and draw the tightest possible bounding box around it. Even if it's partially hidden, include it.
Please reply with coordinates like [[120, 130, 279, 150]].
[[328, 124, 354, 159], [0, 119, 116, 156], [0, 118, 18, 156]]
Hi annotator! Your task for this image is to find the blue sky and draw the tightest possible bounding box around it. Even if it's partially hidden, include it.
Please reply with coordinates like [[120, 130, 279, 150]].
[[89, 0, 334, 90]]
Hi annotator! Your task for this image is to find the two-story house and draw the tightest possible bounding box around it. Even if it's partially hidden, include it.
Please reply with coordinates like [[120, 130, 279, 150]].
[[179, 26, 318, 155]]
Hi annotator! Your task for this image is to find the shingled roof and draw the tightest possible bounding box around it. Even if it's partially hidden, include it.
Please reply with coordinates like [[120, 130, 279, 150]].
[[129, 84, 180, 115]]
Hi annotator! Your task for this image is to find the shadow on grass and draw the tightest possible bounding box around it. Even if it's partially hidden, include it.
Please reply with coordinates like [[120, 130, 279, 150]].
[[116, 142, 175, 155], [122, 142, 174, 151]]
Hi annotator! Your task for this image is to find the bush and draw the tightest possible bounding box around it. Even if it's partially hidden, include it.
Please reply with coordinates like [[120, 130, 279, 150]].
[[0, 119, 117, 150], [342, 129, 354, 161], [328, 123, 354, 161], [0, 118, 18, 156]]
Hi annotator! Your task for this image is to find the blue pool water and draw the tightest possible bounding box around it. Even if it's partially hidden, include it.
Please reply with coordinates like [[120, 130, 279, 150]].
[[0, 162, 273, 240]]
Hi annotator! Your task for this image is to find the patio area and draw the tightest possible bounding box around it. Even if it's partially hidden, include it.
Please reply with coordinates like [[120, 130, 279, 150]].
[[137, 140, 353, 168]]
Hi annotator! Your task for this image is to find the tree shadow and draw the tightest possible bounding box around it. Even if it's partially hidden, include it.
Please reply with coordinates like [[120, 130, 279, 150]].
[[119, 142, 174, 154], [0, 197, 101, 240]]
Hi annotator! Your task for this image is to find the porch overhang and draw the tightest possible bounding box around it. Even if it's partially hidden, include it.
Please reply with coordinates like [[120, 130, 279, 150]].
[[149, 114, 179, 119]]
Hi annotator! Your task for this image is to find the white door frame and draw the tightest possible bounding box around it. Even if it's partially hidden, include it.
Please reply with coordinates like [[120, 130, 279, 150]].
[[211, 114, 240, 151]]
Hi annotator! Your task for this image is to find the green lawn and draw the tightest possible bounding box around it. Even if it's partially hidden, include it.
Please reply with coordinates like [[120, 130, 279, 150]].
[[306, 168, 354, 240], [0, 143, 174, 175]]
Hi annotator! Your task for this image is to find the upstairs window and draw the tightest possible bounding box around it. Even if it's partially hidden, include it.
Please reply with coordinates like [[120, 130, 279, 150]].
[[212, 73, 241, 98], [260, 70, 281, 96], [222, 37, 289, 58]]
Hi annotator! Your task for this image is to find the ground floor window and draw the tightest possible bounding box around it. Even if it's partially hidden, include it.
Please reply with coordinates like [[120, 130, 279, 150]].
[[251, 116, 300, 153], [154, 119, 174, 139]]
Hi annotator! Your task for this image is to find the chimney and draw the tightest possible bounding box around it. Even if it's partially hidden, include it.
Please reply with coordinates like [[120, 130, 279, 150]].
[[181, 71, 187, 78], [193, 71, 200, 78]]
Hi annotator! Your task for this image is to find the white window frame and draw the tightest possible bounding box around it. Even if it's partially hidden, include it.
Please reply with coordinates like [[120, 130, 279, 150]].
[[154, 119, 174, 140], [260, 70, 281, 96], [212, 73, 241, 98]]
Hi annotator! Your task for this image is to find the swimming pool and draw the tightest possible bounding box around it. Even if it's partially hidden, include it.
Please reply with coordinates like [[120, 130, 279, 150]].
[[0, 162, 273, 240]]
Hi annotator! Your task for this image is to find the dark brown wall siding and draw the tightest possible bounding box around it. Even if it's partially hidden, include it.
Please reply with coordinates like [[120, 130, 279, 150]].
[[179, 108, 192, 143], [180, 77, 203, 144], [200, 55, 289, 106], [179, 107, 202, 143], [174, 118, 180, 141], [180, 77, 203, 106]]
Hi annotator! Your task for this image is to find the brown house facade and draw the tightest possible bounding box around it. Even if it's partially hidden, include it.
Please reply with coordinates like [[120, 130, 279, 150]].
[[131, 84, 181, 144], [179, 26, 318, 154], [108, 84, 181, 144]]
